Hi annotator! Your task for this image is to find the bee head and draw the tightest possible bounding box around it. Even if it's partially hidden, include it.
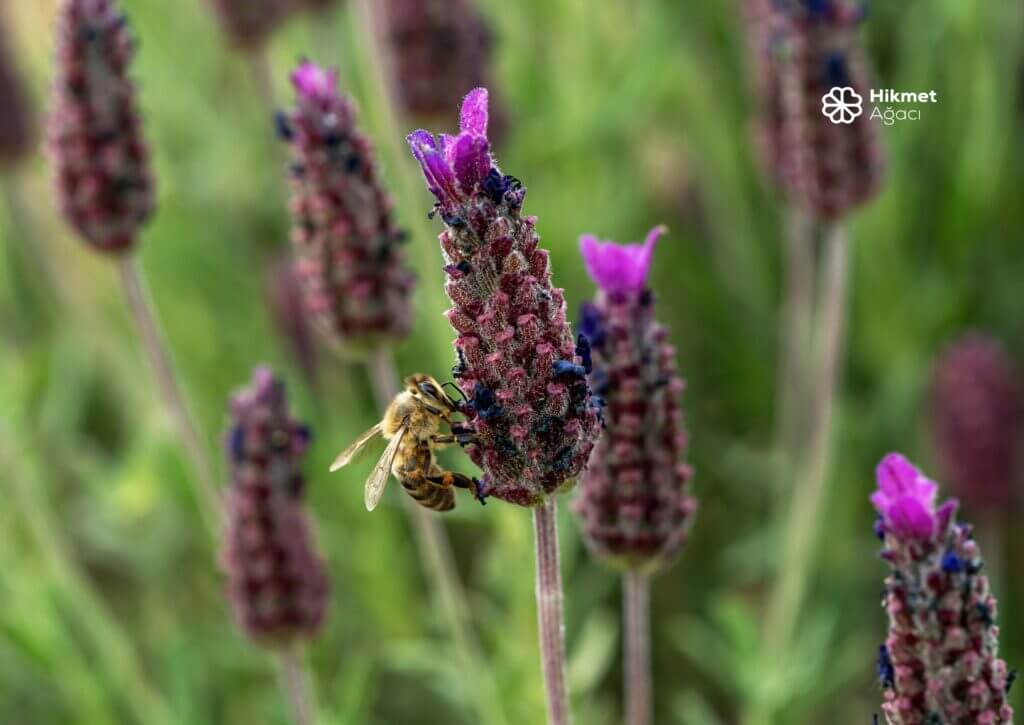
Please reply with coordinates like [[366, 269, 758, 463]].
[[405, 374, 460, 413]]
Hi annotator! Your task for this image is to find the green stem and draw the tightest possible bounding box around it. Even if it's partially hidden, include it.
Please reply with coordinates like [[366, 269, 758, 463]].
[[533, 498, 572, 725], [278, 648, 316, 725], [623, 570, 652, 725], [751, 223, 849, 723], [117, 256, 222, 536]]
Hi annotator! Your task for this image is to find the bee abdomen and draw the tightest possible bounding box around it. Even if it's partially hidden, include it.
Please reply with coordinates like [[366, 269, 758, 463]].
[[401, 479, 455, 512]]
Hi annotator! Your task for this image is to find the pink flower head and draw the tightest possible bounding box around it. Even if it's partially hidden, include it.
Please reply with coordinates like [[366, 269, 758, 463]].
[[871, 453, 956, 541], [407, 88, 500, 211], [290, 60, 338, 102], [579, 226, 666, 296]]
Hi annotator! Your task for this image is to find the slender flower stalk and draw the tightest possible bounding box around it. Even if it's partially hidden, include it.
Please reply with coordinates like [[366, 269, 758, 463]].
[[742, 4, 886, 718], [202, 0, 293, 105], [408, 87, 600, 724], [572, 228, 697, 725], [47, 0, 220, 532], [623, 570, 652, 725], [871, 453, 1014, 724], [222, 367, 327, 725]]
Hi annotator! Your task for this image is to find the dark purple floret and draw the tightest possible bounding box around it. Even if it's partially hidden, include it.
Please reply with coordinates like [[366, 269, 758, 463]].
[[47, 0, 155, 254], [407, 89, 600, 506], [283, 61, 415, 347], [572, 228, 697, 571], [220, 367, 329, 647]]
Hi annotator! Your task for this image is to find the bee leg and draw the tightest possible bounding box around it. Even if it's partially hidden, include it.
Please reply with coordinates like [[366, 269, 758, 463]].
[[448, 423, 476, 447], [427, 471, 488, 506], [429, 434, 457, 449]]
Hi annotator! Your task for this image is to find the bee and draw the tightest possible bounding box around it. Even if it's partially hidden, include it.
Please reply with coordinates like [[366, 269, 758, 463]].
[[329, 374, 483, 512]]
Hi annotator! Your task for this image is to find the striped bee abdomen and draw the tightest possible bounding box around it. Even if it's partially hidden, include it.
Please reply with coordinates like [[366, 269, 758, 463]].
[[398, 443, 456, 511]]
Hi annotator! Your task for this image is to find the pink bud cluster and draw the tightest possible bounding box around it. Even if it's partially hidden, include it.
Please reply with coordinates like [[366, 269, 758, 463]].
[[282, 62, 415, 347], [221, 367, 329, 646], [872, 454, 1014, 724], [930, 333, 1022, 511], [408, 89, 601, 506], [47, 0, 155, 254], [744, 0, 884, 220], [572, 229, 697, 571]]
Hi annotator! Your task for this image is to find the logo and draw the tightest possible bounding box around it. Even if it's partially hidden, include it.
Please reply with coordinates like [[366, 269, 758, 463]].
[[821, 86, 863, 124]]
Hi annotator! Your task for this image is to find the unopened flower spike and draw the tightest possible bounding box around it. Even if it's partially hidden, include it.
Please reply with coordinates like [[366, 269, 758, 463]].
[[282, 60, 415, 348], [871, 453, 1014, 724], [573, 227, 697, 571], [407, 88, 600, 506], [743, 0, 883, 219], [221, 366, 329, 646], [930, 333, 1023, 512], [47, 0, 155, 253], [382, 0, 504, 130]]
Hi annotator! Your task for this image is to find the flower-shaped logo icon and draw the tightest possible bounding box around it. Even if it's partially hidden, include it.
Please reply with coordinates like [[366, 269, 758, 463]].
[[821, 86, 863, 124]]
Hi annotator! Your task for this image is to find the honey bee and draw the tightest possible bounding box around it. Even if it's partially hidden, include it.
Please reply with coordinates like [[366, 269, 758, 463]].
[[329, 374, 484, 512]]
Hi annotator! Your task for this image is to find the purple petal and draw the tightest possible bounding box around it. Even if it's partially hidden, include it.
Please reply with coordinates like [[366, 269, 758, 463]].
[[290, 61, 337, 100], [407, 132, 458, 205], [876, 452, 918, 497], [888, 497, 934, 539], [460, 88, 489, 137], [407, 129, 437, 152], [579, 226, 666, 294], [451, 134, 490, 197]]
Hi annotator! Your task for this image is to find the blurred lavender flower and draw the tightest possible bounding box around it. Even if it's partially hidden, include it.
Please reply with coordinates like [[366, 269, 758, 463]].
[[382, 0, 503, 128], [930, 333, 1022, 511], [47, 0, 155, 254], [572, 227, 697, 570], [203, 0, 294, 50], [221, 367, 329, 645], [265, 256, 320, 387], [872, 453, 1014, 724], [407, 88, 600, 506], [281, 61, 415, 348], [744, 0, 883, 219], [0, 17, 34, 168]]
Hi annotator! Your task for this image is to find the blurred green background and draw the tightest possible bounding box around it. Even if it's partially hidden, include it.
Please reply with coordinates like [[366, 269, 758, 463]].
[[2, 1, 1023, 723]]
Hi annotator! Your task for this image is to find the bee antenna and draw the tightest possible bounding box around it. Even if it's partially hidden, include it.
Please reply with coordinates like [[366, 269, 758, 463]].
[[442, 381, 467, 401]]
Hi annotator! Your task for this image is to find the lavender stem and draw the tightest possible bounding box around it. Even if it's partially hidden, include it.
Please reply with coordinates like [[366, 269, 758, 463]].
[[533, 497, 572, 725], [117, 256, 221, 533], [773, 208, 815, 483], [366, 346, 507, 725], [248, 49, 276, 108], [763, 222, 849, 657], [278, 649, 315, 725], [623, 570, 652, 725]]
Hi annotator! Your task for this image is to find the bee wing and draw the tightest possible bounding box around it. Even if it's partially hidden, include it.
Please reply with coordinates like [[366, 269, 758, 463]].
[[365, 422, 408, 512], [329, 423, 384, 472]]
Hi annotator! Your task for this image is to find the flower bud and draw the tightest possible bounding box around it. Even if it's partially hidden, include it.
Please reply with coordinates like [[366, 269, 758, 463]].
[[47, 0, 155, 254], [221, 367, 329, 646]]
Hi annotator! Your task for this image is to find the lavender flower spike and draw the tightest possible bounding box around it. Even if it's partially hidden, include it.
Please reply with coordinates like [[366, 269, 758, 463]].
[[872, 453, 1014, 724], [47, 0, 155, 254], [407, 89, 601, 506], [221, 367, 329, 646], [930, 333, 1023, 511], [282, 60, 415, 347], [573, 228, 697, 571], [203, 0, 293, 50]]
